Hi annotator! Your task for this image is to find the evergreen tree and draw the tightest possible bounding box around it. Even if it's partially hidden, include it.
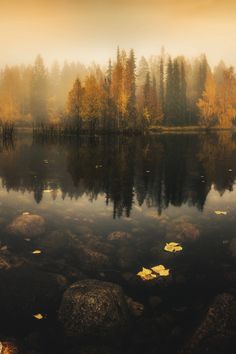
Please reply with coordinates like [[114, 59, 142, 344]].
[[159, 58, 165, 113], [30, 55, 48, 123], [125, 49, 136, 128], [67, 78, 84, 128], [165, 57, 174, 125]]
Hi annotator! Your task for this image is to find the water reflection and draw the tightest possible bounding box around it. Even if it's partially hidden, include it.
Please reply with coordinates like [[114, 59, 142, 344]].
[[0, 133, 236, 217]]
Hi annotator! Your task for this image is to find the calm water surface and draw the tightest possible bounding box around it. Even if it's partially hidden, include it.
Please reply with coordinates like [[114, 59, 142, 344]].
[[0, 132, 235, 353]]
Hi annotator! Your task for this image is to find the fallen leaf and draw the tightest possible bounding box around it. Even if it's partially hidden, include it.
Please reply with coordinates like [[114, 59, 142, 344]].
[[151, 265, 170, 276], [164, 242, 183, 253], [214, 210, 227, 215], [32, 250, 42, 254], [33, 313, 44, 320], [137, 267, 157, 281], [22, 212, 30, 215]]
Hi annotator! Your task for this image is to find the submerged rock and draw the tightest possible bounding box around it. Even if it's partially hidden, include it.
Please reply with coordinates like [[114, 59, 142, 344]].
[[107, 231, 133, 242], [180, 293, 236, 354], [7, 214, 45, 237], [58, 279, 129, 339], [125, 297, 144, 317], [229, 238, 236, 257], [74, 246, 110, 272], [39, 230, 76, 256], [116, 246, 139, 270], [166, 219, 200, 242], [0, 252, 26, 270]]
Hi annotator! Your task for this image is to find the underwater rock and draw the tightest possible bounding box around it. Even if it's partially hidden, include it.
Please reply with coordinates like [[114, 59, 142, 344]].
[[125, 296, 144, 317], [39, 230, 77, 256], [180, 293, 236, 354], [166, 220, 200, 242], [7, 214, 45, 237], [0, 252, 26, 270], [58, 279, 129, 339], [116, 246, 139, 270], [107, 231, 133, 242], [74, 246, 110, 272], [229, 238, 236, 257], [0, 266, 67, 329]]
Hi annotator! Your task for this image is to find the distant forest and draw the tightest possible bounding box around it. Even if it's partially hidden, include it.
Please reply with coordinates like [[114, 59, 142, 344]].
[[0, 48, 236, 130]]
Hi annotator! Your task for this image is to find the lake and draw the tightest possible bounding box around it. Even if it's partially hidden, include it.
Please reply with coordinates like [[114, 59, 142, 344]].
[[0, 132, 235, 353]]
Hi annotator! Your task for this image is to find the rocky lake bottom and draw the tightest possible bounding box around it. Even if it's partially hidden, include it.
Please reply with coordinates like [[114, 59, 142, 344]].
[[0, 133, 235, 354]]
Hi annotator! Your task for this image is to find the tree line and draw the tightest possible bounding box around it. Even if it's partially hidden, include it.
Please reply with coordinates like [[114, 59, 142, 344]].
[[0, 48, 236, 131]]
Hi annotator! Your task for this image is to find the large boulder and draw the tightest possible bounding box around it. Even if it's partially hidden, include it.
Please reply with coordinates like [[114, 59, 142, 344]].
[[180, 293, 236, 354], [58, 279, 129, 339], [7, 214, 45, 237]]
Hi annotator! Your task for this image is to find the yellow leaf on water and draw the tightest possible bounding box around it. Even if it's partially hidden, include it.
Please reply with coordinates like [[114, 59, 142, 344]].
[[137, 267, 157, 281], [214, 210, 227, 215], [151, 265, 170, 276], [164, 242, 183, 253], [33, 313, 43, 320], [32, 250, 42, 254]]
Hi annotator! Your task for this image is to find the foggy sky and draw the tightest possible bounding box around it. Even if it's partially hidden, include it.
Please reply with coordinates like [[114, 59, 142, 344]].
[[0, 0, 235, 67]]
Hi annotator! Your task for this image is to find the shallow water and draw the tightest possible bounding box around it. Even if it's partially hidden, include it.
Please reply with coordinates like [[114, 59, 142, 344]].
[[0, 132, 235, 353]]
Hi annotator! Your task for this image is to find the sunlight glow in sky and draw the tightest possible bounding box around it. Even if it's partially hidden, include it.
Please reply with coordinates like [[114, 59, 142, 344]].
[[0, 0, 235, 66]]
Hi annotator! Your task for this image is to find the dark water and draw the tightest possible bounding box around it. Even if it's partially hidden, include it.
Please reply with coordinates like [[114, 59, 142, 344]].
[[0, 132, 235, 353]]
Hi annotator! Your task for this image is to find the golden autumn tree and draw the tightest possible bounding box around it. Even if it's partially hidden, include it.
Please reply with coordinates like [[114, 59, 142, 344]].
[[216, 67, 236, 128], [0, 67, 22, 122], [197, 71, 217, 127], [81, 74, 106, 131]]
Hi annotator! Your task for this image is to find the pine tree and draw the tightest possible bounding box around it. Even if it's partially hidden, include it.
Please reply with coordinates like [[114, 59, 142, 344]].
[[67, 78, 84, 128], [125, 49, 136, 128], [30, 55, 48, 123], [159, 58, 165, 113], [179, 60, 187, 124], [165, 57, 174, 125]]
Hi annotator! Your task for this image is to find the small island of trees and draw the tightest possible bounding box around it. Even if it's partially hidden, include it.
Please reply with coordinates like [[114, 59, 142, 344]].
[[0, 47, 236, 135]]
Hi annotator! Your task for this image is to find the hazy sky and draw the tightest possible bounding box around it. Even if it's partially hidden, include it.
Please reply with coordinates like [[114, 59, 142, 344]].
[[0, 0, 236, 67]]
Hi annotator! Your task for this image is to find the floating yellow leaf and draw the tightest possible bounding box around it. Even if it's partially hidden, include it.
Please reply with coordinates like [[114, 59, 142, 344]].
[[137, 267, 157, 281], [151, 265, 170, 276], [214, 210, 227, 215], [33, 313, 44, 320], [164, 242, 183, 253], [32, 250, 42, 254]]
